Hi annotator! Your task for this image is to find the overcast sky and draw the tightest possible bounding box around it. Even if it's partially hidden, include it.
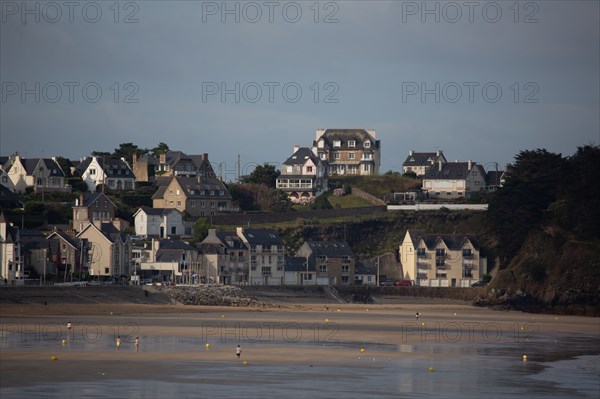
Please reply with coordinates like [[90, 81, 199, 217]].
[[1, 0, 598, 179]]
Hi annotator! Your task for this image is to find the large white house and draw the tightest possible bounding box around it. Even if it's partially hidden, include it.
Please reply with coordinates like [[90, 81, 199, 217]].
[[422, 161, 486, 199], [133, 207, 184, 238], [78, 156, 135, 192], [276, 145, 328, 204]]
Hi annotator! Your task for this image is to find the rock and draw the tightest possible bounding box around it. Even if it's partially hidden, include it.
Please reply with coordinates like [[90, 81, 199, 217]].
[[161, 285, 268, 307]]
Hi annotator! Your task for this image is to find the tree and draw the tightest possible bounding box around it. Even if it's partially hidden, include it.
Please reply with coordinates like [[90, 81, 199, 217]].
[[114, 143, 145, 164], [151, 142, 170, 158], [240, 164, 280, 187], [193, 218, 211, 242]]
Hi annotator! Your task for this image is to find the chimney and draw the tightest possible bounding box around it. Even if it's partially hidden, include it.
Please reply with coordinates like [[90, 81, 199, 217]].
[[468, 160, 472, 170], [294, 144, 299, 153], [438, 160, 443, 171], [132, 152, 137, 163], [409, 150, 414, 156], [159, 153, 166, 164], [437, 150, 441, 156], [202, 153, 209, 161], [78, 193, 84, 207]]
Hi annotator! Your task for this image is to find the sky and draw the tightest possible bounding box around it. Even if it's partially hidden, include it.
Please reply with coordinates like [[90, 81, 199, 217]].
[[1, 0, 599, 180]]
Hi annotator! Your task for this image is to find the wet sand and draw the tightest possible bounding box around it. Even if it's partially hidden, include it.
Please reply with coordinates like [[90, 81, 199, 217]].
[[1, 303, 599, 398]]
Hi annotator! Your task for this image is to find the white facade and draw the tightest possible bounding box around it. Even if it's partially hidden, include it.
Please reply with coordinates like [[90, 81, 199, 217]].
[[133, 208, 184, 238]]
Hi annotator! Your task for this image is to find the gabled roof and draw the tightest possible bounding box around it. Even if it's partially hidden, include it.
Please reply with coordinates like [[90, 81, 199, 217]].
[[152, 176, 231, 200], [134, 207, 180, 217], [422, 162, 484, 180], [241, 229, 283, 245], [305, 240, 355, 257], [285, 256, 314, 272], [158, 239, 196, 251], [485, 170, 505, 186], [78, 157, 134, 178], [407, 230, 479, 251], [215, 232, 245, 250], [46, 231, 81, 249], [14, 157, 65, 177], [316, 129, 379, 150], [403, 151, 445, 167], [76, 222, 126, 244], [283, 147, 320, 166], [76, 192, 116, 209]]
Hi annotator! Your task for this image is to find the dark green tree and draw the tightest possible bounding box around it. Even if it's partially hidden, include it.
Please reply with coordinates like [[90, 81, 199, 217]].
[[54, 156, 73, 178], [240, 164, 280, 187], [193, 218, 211, 241], [151, 142, 170, 158], [113, 143, 145, 164]]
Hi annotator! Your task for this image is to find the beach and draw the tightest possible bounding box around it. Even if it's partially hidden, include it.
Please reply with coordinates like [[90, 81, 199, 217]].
[[1, 302, 599, 398]]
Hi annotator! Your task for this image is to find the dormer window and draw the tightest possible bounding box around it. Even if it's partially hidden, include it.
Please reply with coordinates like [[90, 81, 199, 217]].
[[318, 140, 324, 148], [348, 140, 355, 147], [364, 141, 371, 148], [333, 140, 341, 147]]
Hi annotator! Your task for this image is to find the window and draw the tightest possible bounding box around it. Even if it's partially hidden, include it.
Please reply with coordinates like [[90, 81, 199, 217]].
[[104, 268, 109, 274], [90, 169, 96, 175], [342, 265, 349, 273], [333, 140, 341, 147], [306, 166, 313, 173], [219, 190, 224, 196], [210, 201, 215, 208], [200, 190, 206, 195], [436, 248, 445, 257], [169, 190, 173, 196], [348, 140, 355, 147], [364, 141, 371, 148], [191, 200, 196, 208], [318, 140, 324, 148], [362, 164, 371, 173], [177, 200, 182, 207], [342, 276, 349, 284], [436, 258, 445, 267], [171, 226, 176, 235], [304, 274, 313, 281], [349, 152, 355, 160], [169, 201, 174, 206], [334, 152, 340, 160], [319, 265, 327, 273], [261, 267, 272, 275], [104, 201, 107, 208], [210, 190, 215, 195], [463, 249, 472, 257], [200, 201, 205, 208], [463, 269, 473, 278], [176, 189, 180, 195], [417, 248, 426, 256]]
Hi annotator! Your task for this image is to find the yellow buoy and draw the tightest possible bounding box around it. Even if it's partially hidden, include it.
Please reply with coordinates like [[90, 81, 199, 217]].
[[243, 361, 248, 366], [51, 356, 58, 361], [205, 343, 210, 349], [428, 367, 434, 372], [421, 322, 425, 326], [221, 314, 225, 318], [61, 339, 67, 345], [325, 318, 329, 323], [522, 355, 528, 361], [360, 348, 365, 353]]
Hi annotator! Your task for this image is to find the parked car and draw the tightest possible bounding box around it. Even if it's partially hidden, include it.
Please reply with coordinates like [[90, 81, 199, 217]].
[[380, 280, 394, 287], [394, 280, 413, 286], [471, 280, 489, 287]]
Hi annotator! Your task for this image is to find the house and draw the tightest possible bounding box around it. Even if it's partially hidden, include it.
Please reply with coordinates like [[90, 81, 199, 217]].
[[485, 169, 507, 192], [155, 151, 216, 178], [18, 229, 51, 280], [6, 154, 69, 194], [72, 193, 117, 233], [151, 176, 236, 217], [133, 207, 184, 238], [283, 256, 316, 285], [237, 228, 285, 286], [76, 223, 131, 277], [199, 229, 248, 285], [399, 230, 485, 288], [46, 230, 89, 279], [0, 169, 16, 192], [276, 145, 329, 204], [421, 161, 486, 199], [354, 262, 377, 286], [0, 212, 23, 283], [78, 156, 135, 192], [313, 128, 381, 175], [295, 240, 356, 285], [131, 153, 158, 183], [402, 150, 447, 176], [134, 239, 201, 284]]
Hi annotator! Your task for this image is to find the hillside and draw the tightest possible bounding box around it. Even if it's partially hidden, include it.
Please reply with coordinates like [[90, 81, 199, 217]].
[[476, 146, 600, 315]]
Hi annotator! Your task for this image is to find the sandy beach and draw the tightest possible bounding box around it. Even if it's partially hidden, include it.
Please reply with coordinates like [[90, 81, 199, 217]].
[[1, 302, 599, 398]]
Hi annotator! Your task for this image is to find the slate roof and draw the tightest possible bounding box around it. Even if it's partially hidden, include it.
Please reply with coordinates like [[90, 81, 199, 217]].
[[152, 176, 231, 200], [136, 207, 180, 217], [407, 230, 479, 251], [285, 256, 314, 272], [215, 232, 246, 250], [158, 240, 196, 251], [241, 229, 283, 245], [422, 162, 484, 180], [76, 192, 116, 209], [316, 129, 379, 150], [283, 147, 320, 166], [46, 231, 81, 249], [402, 152, 445, 167], [77, 157, 134, 178], [17, 158, 65, 177], [485, 171, 505, 186], [305, 240, 355, 257]]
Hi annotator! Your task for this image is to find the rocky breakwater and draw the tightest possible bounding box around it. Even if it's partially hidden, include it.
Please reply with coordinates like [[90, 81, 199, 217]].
[[163, 285, 267, 307]]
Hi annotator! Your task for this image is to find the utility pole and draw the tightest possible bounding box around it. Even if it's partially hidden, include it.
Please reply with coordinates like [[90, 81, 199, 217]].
[[237, 154, 241, 183]]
